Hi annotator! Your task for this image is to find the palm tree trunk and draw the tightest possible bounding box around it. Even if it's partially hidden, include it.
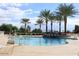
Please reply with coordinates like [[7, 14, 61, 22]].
[[59, 20, 61, 34], [25, 23, 26, 33], [46, 19, 48, 33], [51, 20, 53, 33], [46, 21, 48, 33], [40, 24, 41, 30], [64, 16, 67, 35]]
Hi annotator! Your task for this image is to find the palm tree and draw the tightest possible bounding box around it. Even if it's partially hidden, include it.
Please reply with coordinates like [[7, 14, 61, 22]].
[[21, 18, 30, 33], [57, 4, 77, 35], [39, 9, 52, 33], [49, 14, 55, 33], [27, 25, 31, 33], [36, 19, 43, 30], [55, 14, 63, 34]]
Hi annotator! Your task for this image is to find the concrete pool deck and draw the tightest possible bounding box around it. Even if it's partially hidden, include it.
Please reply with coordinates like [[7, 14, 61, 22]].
[[0, 34, 79, 56], [12, 39, 79, 56]]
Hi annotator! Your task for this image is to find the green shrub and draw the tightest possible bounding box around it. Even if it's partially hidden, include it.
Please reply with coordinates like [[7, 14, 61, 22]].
[[32, 29, 42, 33], [0, 24, 18, 34]]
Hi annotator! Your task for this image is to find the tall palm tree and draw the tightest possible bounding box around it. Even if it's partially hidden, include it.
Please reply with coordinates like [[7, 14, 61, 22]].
[[39, 9, 52, 33], [55, 14, 63, 34], [57, 4, 77, 35], [21, 18, 30, 33], [36, 19, 43, 30], [49, 14, 55, 33], [27, 25, 31, 33]]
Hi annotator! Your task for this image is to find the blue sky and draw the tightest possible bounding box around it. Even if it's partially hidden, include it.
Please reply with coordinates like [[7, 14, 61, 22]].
[[0, 3, 79, 32]]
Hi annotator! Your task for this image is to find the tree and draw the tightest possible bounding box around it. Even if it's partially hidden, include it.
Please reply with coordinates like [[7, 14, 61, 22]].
[[21, 18, 30, 33], [39, 9, 52, 33], [27, 25, 31, 33], [32, 29, 42, 33], [19, 27, 25, 33], [36, 18, 43, 30], [12, 26, 18, 33], [55, 14, 63, 34], [0, 24, 18, 34], [57, 4, 77, 34], [49, 14, 55, 33]]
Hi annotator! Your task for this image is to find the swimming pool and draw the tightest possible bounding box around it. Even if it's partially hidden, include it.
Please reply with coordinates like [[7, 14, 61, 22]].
[[11, 35, 69, 46]]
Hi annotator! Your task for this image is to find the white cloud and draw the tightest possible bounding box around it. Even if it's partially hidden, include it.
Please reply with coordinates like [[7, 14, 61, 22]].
[[9, 3, 22, 7], [24, 9, 40, 15], [33, 10, 40, 14], [0, 3, 40, 28], [30, 17, 39, 24], [67, 18, 79, 25], [0, 3, 29, 8], [0, 7, 25, 20]]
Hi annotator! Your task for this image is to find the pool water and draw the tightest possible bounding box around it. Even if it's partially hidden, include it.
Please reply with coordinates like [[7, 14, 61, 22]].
[[12, 35, 68, 46]]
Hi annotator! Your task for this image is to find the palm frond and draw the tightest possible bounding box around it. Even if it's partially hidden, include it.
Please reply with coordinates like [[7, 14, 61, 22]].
[[57, 3, 77, 17]]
